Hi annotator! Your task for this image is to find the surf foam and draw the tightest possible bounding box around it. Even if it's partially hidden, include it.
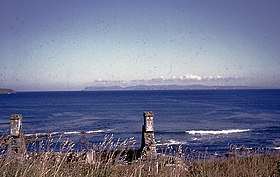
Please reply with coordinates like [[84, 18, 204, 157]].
[[156, 139, 186, 146], [64, 131, 80, 135], [64, 129, 114, 134], [25, 129, 114, 137], [186, 129, 250, 135]]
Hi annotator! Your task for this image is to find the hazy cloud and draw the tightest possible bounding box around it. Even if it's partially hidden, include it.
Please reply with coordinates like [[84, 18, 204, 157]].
[[91, 74, 241, 87]]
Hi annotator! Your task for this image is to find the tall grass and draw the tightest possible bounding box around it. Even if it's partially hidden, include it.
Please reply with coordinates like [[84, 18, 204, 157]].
[[0, 135, 279, 177]]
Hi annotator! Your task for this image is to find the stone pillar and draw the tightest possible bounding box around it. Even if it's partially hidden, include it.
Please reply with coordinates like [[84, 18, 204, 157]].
[[141, 111, 156, 159], [9, 114, 26, 155]]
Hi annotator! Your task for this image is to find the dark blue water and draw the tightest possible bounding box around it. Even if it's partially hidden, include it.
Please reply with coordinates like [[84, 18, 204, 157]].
[[1, 90, 280, 154]]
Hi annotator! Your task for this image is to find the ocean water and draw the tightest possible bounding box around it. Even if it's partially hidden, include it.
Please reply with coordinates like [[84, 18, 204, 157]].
[[1, 90, 280, 154]]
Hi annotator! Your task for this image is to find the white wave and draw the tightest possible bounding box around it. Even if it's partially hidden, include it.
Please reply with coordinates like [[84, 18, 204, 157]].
[[156, 139, 186, 146], [64, 131, 80, 135], [169, 139, 186, 145], [63, 129, 114, 134], [24, 133, 42, 137], [186, 129, 250, 135], [86, 128, 114, 134], [24, 129, 114, 137], [86, 130, 104, 133], [50, 132, 63, 135], [24, 132, 64, 137]]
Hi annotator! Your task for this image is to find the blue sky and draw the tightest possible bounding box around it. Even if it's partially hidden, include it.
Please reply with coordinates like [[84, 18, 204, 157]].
[[0, 0, 280, 91]]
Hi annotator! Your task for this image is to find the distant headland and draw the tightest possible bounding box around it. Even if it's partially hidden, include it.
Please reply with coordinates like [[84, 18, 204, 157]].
[[83, 85, 265, 91], [0, 88, 16, 94]]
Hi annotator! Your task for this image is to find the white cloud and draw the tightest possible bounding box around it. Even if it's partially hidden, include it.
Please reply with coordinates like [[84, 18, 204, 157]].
[[183, 74, 202, 81], [90, 73, 241, 86]]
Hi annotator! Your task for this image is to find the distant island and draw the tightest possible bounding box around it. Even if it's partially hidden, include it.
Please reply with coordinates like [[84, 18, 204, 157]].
[[0, 88, 16, 94], [83, 85, 265, 91]]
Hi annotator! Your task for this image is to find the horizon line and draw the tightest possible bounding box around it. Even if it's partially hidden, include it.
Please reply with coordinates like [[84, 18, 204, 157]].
[[11, 85, 280, 92]]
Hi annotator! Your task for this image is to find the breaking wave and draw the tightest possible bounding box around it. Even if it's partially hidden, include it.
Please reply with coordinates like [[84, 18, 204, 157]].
[[186, 129, 250, 135], [59, 129, 114, 135], [156, 139, 186, 146], [85, 129, 114, 134], [25, 129, 114, 137]]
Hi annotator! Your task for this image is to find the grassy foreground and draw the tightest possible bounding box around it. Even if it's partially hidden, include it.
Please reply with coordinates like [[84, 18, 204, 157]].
[[1, 153, 279, 177], [1, 136, 280, 177]]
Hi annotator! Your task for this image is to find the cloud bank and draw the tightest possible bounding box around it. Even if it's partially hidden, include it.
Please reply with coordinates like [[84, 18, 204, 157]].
[[90, 73, 241, 87]]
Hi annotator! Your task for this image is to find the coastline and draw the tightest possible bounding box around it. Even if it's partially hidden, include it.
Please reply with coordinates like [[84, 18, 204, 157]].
[[0, 88, 16, 94]]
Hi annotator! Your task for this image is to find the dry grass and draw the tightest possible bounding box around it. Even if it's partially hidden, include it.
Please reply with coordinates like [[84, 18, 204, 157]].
[[0, 135, 280, 177]]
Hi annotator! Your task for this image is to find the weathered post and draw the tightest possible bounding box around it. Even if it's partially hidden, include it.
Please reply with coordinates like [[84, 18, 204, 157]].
[[141, 111, 156, 159], [9, 114, 26, 155]]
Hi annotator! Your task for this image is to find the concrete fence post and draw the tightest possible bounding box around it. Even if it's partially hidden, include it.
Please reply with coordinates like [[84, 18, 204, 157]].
[[141, 111, 156, 159], [9, 114, 26, 155]]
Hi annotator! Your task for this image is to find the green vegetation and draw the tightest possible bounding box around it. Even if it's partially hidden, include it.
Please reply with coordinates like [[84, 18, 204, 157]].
[[0, 136, 279, 177]]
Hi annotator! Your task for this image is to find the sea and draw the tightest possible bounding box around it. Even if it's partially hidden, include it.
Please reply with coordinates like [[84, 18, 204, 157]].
[[1, 90, 280, 154]]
